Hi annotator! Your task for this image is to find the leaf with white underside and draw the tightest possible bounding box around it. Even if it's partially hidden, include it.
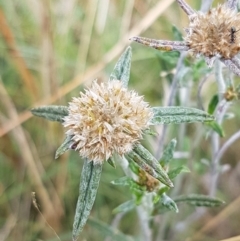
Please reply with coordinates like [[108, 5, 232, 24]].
[[160, 138, 177, 166], [151, 107, 215, 125], [113, 200, 136, 214], [72, 160, 102, 241], [174, 194, 225, 207], [109, 46, 132, 87], [55, 135, 74, 159], [168, 166, 190, 180], [31, 105, 68, 122], [133, 145, 173, 187], [161, 193, 179, 213]]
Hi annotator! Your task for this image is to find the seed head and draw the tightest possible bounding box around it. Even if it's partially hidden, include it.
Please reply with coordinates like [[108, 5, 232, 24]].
[[185, 4, 240, 59], [63, 80, 153, 164]]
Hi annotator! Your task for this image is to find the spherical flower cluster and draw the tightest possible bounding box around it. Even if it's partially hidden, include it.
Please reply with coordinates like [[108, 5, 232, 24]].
[[185, 4, 240, 59], [131, 1, 240, 75], [63, 80, 153, 164]]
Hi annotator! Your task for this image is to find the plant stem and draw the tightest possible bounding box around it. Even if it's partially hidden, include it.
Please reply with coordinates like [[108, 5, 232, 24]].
[[119, 157, 152, 241]]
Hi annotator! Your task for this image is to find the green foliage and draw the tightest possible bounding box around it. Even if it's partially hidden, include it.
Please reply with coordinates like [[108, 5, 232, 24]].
[[88, 218, 135, 241], [31, 106, 68, 122], [174, 194, 225, 207], [55, 135, 74, 159], [112, 200, 136, 214], [2, 1, 239, 240], [160, 138, 177, 166], [168, 165, 190, 180], [72, 160, 102, 241], [109, 46, 132, 87], [133, 144, 173, 187], [208, 94, 219, 114], [151, 106, 215, 124]]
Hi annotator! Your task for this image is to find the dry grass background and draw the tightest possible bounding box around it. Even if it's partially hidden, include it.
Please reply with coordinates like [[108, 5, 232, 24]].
[[1, 0, 240, 241]]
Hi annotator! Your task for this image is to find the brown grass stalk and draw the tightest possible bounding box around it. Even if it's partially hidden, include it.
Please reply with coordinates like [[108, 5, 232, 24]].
[[189, 194, 240, 241], [0, 0, 175, 138], [0, 7, 38, 100], [0, 80, 64, 229]]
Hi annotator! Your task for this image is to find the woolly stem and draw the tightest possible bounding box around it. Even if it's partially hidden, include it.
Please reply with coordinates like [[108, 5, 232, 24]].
[[176, 0, 195, 16]]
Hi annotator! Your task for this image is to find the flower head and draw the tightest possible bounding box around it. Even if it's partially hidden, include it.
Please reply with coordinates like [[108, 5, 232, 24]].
[[63, 80, 153, 164], [185, 4, 240, 59], [131, 0, 240, 75]]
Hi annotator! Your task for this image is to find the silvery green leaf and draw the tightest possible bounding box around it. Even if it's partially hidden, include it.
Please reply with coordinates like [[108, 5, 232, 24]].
[[109, 46, 132, 87], [161, 193, 179, 213], [174, 194, 225, 207], [111, 176, 132, 186], [55, 135, 74, 159], [133, 144, 173, 188], [88, 218, 134, 241], [160, 139, 177, 166], [127, 150, 173, 188], [112, 200, 136, 214], [72, 160, 102, 241], [168, 165, 190, 180], [31, 105, 68, 122], [151, 107, 215, 125]]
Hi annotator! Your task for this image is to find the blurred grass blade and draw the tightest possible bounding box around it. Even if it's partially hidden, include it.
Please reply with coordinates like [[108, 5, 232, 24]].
[[168, 165, 190, 179], [55, 135, 74, 159], [174, 194, 225, 207], [161, 193, 179, 213], [160, 138, 177, 166], [113, 200, 136, 214], [208, 94, 219, 114], [151, 107, 215, 125], [207, 121, 225, 137], [109, 46, 132, 87], [88, 217, 134, 241], [31, 105, 68, 122], [72, 160, 102, 241], [133, 144, 173, 187]]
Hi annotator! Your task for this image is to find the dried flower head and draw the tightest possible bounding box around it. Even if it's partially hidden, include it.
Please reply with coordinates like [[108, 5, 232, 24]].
[[63, 80, 153, 164], [185, 4, 240, 59], [131, 0, 240, 75]]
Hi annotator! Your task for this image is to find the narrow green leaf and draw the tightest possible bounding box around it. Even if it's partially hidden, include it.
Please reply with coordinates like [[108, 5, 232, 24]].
[[88, 217, 134, 241], [208, 94, 219, 114], [143, 128, 158, 136], [172, 25, 183, 41], [161, 193, 179, 213], [168, 166, 190, 180], [133, 144, 173, 188], [113, 200, 136, 214], [151, 107, 215, 125], [174, 194, 225, 207], [207, 121, 225, 137], [109, 46, 132, 87], [31, 105, 68, 122], [55, 135, 74, 159], [111, 176, 132, 186], [107, 157, 116, 168], [127, 151, 173, 188], [72, 160, 102, 241], [153, 193, 178, 215], [160, 139, 177, 166]]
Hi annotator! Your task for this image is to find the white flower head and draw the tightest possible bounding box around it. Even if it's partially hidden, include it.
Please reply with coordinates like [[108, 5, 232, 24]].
[[63, 80, 153, 164]]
